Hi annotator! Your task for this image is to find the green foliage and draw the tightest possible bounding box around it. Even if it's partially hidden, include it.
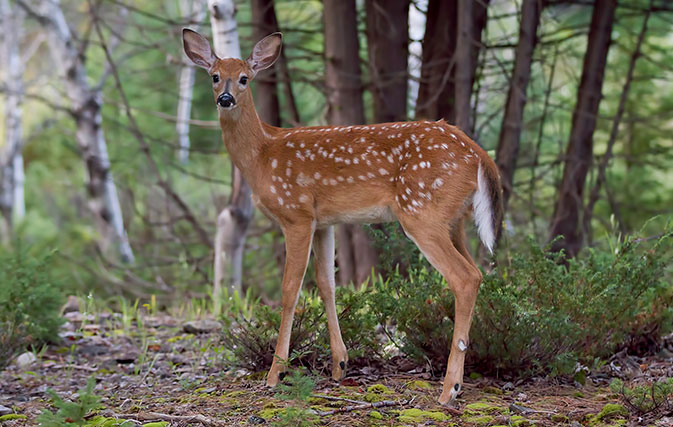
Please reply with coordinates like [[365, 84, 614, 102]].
[[37, 377, 101, 426], [272, 369, 317, 427], [219, 284, 379, 372], [368, 228, 673, 377], [610, 378, 673, 415], [0, 246, 64, 369]]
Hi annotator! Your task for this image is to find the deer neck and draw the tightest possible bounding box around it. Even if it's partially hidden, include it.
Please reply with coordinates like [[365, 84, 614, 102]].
[[218, 93, 268, 186]]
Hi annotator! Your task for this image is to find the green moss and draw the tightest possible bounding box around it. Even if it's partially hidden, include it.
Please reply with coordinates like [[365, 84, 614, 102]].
[[587, 403, 628, 425], [483, 385, 504, 395], [464, 401, 508, 415], [463, 414, 495, 425], [394, 408, 449, 423], [0, 414, 27, 421], [369, 410, 383, 419], [573, 391, 585, 398], [406, 380, 432, 390], [307, 397, 328, 405], [469, 372, 483, 380], [365, 383, 393, 402], [258, 407, 285, 419], [510, 415, 533, 426], [143, 423, 169, 427], [551, 413, 569, 423]]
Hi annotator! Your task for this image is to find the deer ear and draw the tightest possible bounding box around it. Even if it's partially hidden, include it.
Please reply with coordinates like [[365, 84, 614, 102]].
[[246, 32, 283, 76], [182, 28, 216, 69]]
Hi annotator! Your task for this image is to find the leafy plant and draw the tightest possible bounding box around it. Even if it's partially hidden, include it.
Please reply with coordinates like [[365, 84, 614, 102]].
[[610, 378, 673, 415], [273, 369, 317, 427], [0, 246, 64, 369], [36, 377, 101, 426]]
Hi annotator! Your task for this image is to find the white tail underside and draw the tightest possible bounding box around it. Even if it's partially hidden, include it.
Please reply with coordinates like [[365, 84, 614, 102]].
[[474, 163, 494, 254]]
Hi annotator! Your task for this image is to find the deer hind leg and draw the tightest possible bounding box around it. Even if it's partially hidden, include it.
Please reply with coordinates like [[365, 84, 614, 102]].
[[266, 221, 315, 387], [398, 215, 482, 405], [313, 226, 348, 381]]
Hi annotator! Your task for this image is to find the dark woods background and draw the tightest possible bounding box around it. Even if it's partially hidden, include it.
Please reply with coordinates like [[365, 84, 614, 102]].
[[0, 0, 672, 301]]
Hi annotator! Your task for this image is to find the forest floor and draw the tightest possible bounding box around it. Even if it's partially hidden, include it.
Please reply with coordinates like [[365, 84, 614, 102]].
[[1, 306, 672, 427]]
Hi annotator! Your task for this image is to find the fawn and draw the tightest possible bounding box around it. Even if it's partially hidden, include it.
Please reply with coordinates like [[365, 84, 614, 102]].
[[183, 29, 503, 404]]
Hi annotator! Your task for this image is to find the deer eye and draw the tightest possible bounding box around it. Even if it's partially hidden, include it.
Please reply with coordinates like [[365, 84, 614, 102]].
[[212, 74, 220, 83], [239, 76, 248, 86]]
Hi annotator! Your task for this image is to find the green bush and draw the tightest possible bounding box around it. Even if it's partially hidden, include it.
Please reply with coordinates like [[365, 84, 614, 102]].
[[368, 228, 673, 377], [610, 378, 673, 415], [0, 246, 64, 369], [37, 376, 101, 426], [219, 284, 379, 372]]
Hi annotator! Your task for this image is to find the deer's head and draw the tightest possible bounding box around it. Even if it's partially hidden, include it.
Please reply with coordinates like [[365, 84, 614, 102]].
[[182, 29, 282, 117]]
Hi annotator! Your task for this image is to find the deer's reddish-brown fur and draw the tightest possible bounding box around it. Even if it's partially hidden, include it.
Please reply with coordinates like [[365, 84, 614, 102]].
[[183, 29, 503, 405]]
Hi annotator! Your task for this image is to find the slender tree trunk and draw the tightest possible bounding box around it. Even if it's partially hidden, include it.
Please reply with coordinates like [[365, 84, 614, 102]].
[[0, 0, 25, 241], [415, 0, 457, 122], [583, 6, 651, 244], [365, 0, 409, 123], [548, 0, 617, 257], [209, 0, 254, 308], [323, 0, 378, 286], [495, 0, 542, 212], [176, 0, 206, 163], [27, 0, 134, 262], [251, 0, 281, 127], [455, 0, 489, 134]]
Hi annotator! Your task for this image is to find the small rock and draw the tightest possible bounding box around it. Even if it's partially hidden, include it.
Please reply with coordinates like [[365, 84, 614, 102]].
[[183, 319, 222, 334], [516, 392, 528, 401], [62, 296, 80, 313], [15, 352, 37, 369], [248, 415, 266, 424], [502, 381, 515, 391], [0, 405, 12, 415]]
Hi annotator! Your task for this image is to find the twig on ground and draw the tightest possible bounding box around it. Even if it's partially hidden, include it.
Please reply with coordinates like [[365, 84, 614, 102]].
[[311, 394, 369, 405], [100, 410, 228, 426], [48, 364, 98, 372], [316, 398, 413, 416]]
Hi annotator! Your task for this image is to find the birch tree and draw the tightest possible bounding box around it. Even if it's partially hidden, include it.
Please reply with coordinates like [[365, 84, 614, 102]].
[[209, 0, 254, 308], [0, 0, 25, 241], [177, 0, 206, 163], [18, 0, 135, 262]]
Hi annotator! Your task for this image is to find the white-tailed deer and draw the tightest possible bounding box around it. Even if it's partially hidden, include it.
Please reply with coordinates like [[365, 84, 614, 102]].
[[183, 29, 503, 404]]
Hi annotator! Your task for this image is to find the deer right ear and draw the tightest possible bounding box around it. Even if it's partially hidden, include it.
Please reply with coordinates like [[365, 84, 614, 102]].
[[182, 28, 216, 70], [246, 32, 283, 76]]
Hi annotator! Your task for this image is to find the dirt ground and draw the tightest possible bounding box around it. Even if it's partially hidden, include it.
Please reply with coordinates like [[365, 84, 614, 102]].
[[1, 309, 671, 426]]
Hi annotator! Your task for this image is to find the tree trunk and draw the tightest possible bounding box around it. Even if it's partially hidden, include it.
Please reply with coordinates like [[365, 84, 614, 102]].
[[176, 0, 206, 163], [209, 0, 254, 308], [29, 0, 135, 263], [415, 0, 457, 122], [495, 0, 542, 212], [365, 0, 409, 123], [0, 0, 25, 241], [323, 0, 379, 286], [251, 0, 281, 127], [455, 0, 489, 134], [548, 0, 617, 257]]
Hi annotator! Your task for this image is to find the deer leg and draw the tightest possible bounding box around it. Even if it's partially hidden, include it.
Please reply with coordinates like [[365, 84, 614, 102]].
[[400, 217, 482, 405], [313, 226, 348, 381], [266, 222, 315, 387]]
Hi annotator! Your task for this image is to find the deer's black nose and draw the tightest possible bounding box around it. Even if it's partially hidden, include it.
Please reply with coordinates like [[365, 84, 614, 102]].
[[217, 92, 236, 108]]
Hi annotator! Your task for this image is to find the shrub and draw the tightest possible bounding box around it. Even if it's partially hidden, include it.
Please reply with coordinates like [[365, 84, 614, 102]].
[[368, 227, 673, 377], [36, 376, 101, 426], [219, 284, 379, 373], [0, 246, 64, 369], [610, 378, 673, 415]]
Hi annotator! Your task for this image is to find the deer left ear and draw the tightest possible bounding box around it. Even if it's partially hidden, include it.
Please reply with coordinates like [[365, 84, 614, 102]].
[[246, 32, 282, 76]]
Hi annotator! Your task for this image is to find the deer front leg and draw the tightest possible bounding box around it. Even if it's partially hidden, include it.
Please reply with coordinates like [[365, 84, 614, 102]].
[[266, 222, 315, 387], [313, 226, 348, 381]]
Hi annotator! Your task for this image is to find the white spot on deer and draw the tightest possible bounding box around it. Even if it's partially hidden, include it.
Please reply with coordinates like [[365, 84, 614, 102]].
[[299, 194, 309, 203], [401, 194, 408, 201], [272, 175, 278, 182], [347, 176, 354, 183], [379, 168, 389, 175], [419, 182, 425, 189], [285, 168, 292, 177], [412, 164, 418, 171], [432, 178, 444, 189], [296, 172, 314, 187], [367, 172, 376, 179], [271, 159, 278, 169], [337, 176, 345, 182], [322, 178, 329, 185], [405, 188, 412, 195], [387, 155, 394, 163], [270, 185, 277, 194], [285, 191, 291, 196], [314, 172, 321, 180], [450, 133, 457, 139], [278, 197, 284, 206], [353, 158, 359, 165], [419, 161, 426, 168], [441, 143, 448, 149], [347, 147, 353, 154], [330, 178, 338, 185], [359, 175, 367, 181], [299, 142, 305, 148]]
